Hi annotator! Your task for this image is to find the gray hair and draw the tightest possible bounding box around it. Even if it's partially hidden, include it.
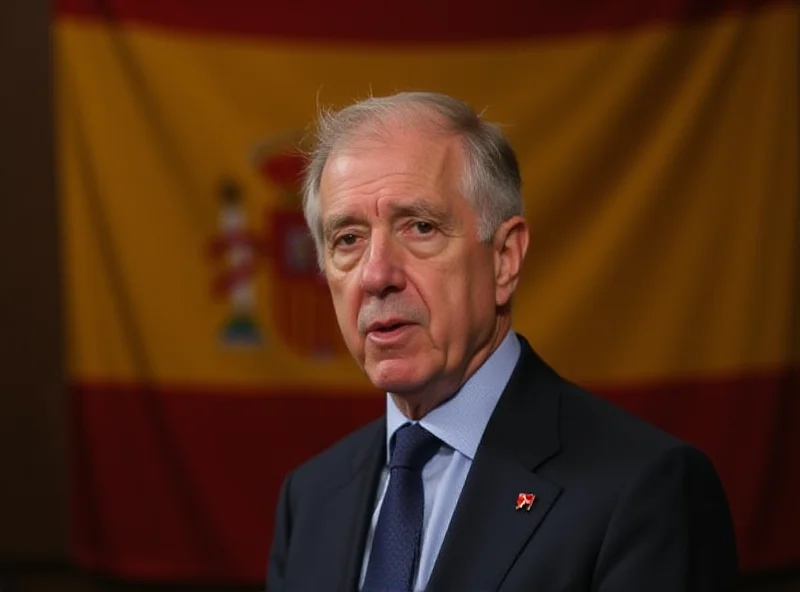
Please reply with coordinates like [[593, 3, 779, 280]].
[[302, 91, 523, 266]]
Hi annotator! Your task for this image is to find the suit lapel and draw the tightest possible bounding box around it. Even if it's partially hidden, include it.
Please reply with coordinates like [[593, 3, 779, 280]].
[[426, 338, 564, 592], [302, 422, 385, 592]]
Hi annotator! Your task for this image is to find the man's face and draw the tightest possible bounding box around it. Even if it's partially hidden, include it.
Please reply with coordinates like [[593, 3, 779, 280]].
[[318, 123, 507, 403]]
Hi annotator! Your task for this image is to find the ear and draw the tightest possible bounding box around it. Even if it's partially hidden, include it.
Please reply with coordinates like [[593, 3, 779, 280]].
[[493, 216, 529, 308]]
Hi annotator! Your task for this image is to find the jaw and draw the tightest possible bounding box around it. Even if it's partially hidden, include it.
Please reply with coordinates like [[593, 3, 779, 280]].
[[364, 353, 431, 394], [364, 352, 462, 420]]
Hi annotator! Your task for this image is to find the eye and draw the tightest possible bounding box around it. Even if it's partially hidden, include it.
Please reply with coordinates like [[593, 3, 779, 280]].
[[411, 221, 435, 234], [334, 233, 358, 247]]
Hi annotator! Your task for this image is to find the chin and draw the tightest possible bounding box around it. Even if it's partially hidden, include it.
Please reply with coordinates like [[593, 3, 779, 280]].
[[365, 359, 430, 395]]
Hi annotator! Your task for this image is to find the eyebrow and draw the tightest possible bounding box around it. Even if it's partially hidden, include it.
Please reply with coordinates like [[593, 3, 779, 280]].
[[388, 201, 448, 223], [322, 214, 364, 242]]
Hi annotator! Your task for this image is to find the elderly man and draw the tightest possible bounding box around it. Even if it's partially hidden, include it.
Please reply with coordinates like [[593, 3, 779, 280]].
[[267, 92, 738, 591]]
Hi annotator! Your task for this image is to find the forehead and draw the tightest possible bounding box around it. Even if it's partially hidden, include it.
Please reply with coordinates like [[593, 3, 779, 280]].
[[318, 123, 466, 216]]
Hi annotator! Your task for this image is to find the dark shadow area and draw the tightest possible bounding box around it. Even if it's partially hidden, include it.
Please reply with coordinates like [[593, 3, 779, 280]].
[[1, 564, 800, 591]]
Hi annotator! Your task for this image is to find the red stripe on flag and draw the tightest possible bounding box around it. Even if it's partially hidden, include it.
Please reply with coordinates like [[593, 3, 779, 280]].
[[54, 0, 795, 44], [70, 367, 800, 581]]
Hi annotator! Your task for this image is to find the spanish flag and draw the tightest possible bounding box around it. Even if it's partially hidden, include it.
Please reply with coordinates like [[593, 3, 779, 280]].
[[56, 0, 799, 582]]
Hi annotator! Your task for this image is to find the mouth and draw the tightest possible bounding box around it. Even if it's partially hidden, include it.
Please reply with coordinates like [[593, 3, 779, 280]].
[[367, 320, 411, 334], [365, 320, 416, 343]]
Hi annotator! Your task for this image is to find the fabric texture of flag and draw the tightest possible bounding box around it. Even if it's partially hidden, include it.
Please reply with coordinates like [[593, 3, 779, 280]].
[[55, 0, 799, 582]]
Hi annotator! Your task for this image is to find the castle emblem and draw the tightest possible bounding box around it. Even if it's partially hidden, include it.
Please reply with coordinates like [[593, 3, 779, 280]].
[[207, 134, 347, 359]]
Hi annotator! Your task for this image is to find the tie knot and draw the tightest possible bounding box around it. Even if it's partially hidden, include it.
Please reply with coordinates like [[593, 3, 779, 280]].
[[389, 423, 441, 471]]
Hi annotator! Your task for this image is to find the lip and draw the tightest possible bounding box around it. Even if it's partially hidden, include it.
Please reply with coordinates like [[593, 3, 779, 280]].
[[366, 319, 409, 333], [365, 320, 416, 345]]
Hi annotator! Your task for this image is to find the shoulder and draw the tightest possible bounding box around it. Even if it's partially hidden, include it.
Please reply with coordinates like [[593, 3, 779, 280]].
[[284, 417, 384, 496], [540, 374, 734, 536], [512, 337, 687, 469], [550, 377, 720, 493], [558, 379, 682, 456]]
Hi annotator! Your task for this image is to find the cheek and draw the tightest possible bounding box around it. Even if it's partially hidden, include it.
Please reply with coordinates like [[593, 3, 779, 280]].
[[436, 257, 496, 328], [328, 278, 361, 340], [412, 267, 468, 332]]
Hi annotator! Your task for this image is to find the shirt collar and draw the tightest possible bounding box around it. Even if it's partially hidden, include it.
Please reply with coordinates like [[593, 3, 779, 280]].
[[385, 330, 521, 462]]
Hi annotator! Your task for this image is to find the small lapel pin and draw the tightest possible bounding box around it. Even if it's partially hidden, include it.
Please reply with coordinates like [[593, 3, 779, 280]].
[[516, 493, 536, 511]]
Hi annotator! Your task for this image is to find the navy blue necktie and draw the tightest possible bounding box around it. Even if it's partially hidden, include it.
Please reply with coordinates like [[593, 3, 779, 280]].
[[363, 423, 441, 592]]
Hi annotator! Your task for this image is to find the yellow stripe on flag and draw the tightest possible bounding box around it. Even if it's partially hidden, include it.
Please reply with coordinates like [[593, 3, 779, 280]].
[[56, 3, 798, 390]]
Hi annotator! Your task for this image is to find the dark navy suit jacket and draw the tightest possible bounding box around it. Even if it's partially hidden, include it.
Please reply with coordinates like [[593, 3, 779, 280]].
[[268, 336, 738, 591]]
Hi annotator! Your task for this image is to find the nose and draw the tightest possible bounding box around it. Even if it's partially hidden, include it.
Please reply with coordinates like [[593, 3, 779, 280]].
[[360, 231, 406, 298]]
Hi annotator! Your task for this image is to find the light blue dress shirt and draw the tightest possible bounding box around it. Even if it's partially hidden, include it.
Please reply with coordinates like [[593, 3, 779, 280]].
[[359, 330, 521, 591]]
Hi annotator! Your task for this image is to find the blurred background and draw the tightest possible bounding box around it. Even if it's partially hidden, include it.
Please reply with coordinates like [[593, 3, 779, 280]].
[[1, 0, 798, 590]]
